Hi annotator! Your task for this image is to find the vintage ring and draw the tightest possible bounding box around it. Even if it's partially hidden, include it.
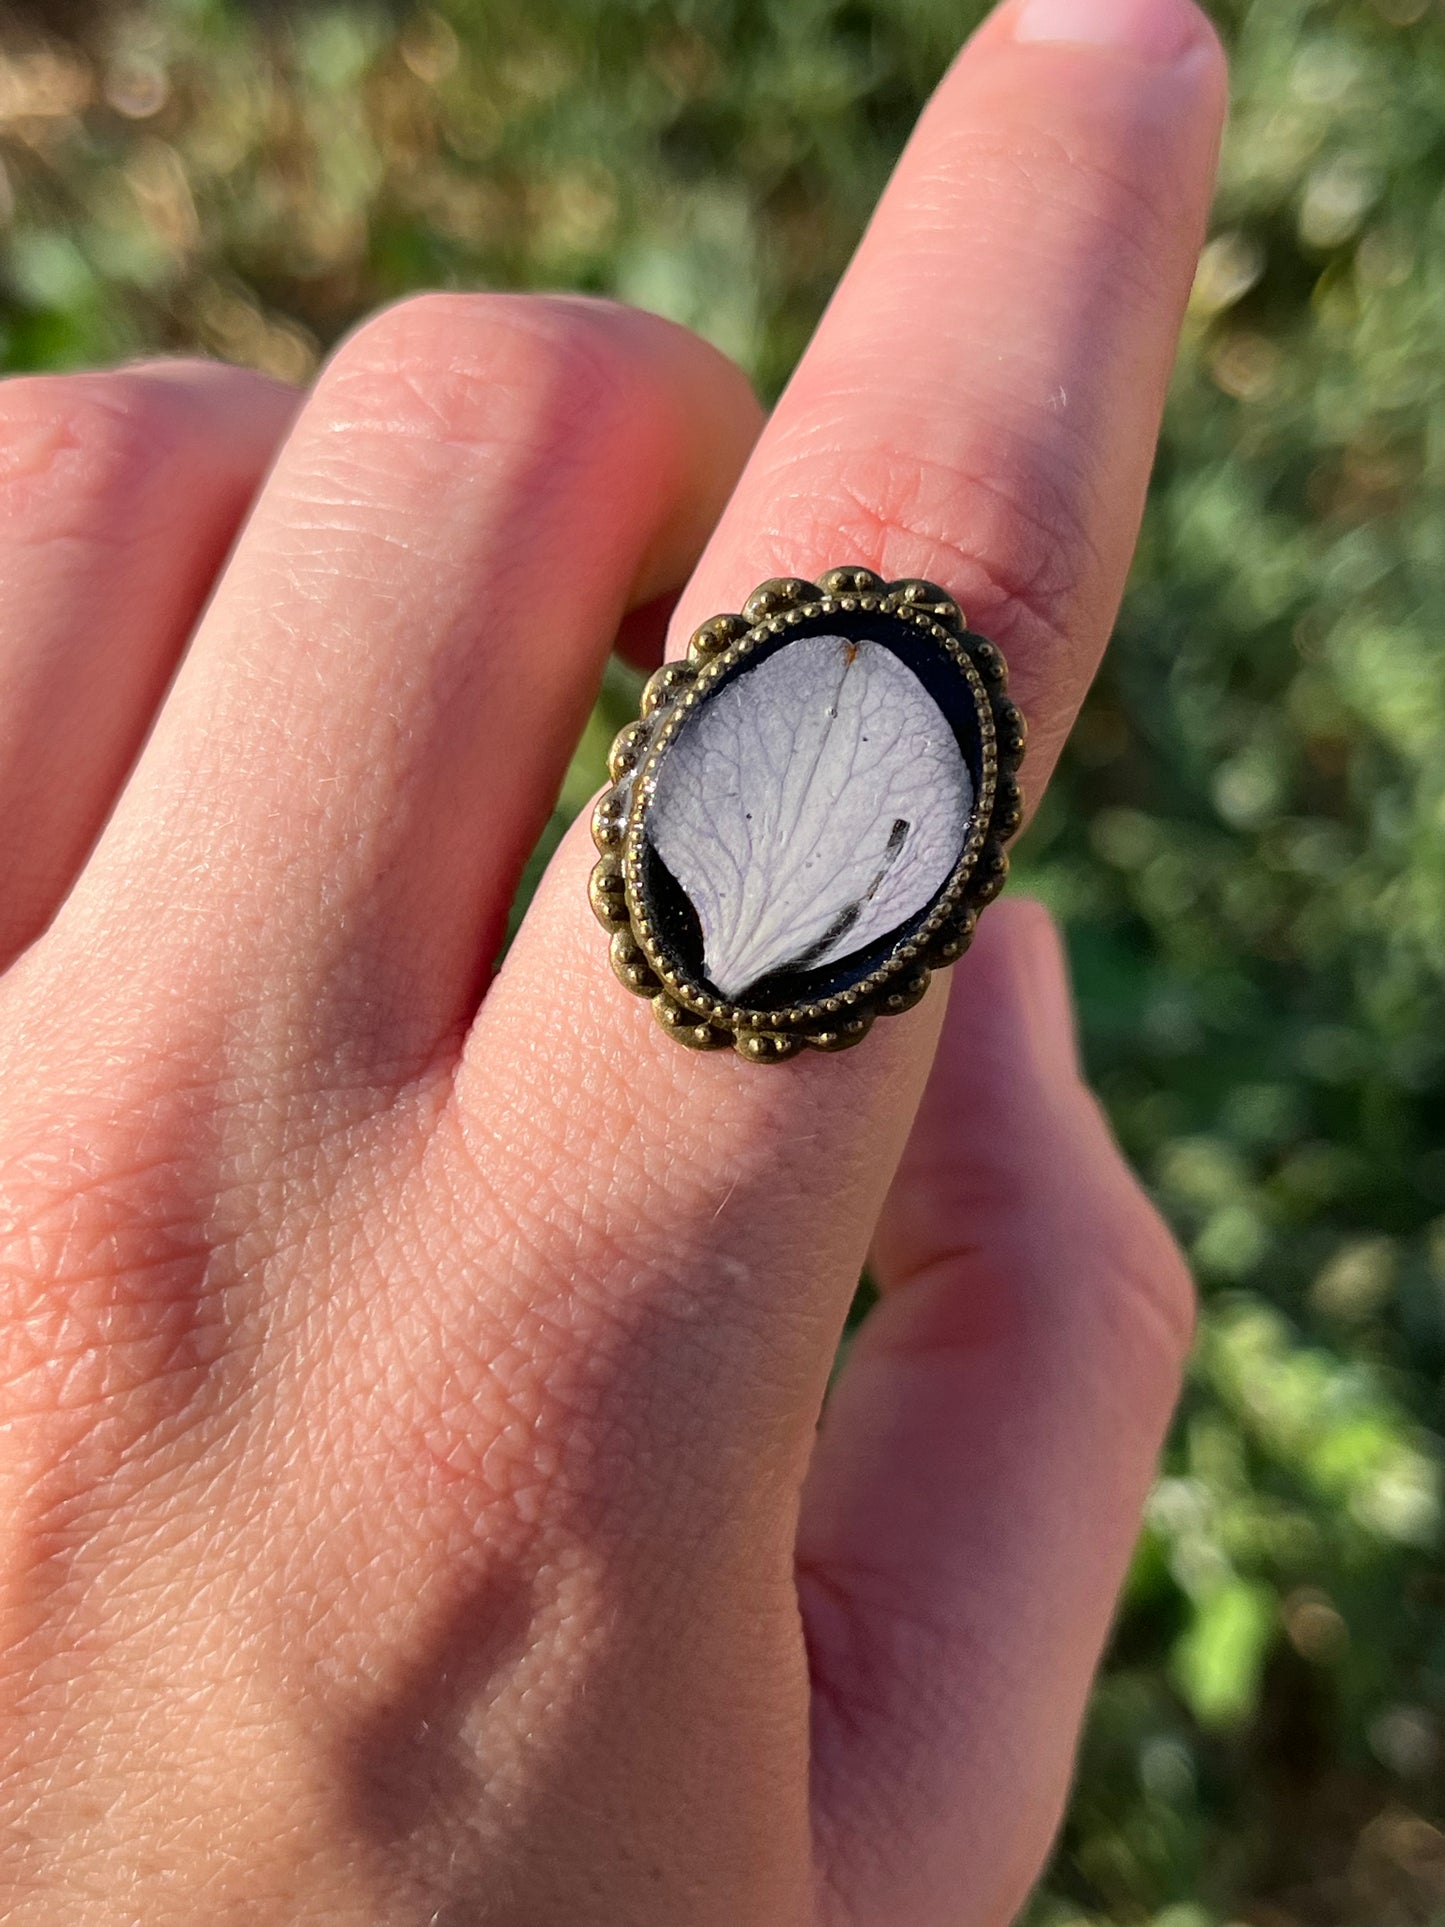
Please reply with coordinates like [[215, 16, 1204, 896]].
[[589, 567, 1026, 1062]]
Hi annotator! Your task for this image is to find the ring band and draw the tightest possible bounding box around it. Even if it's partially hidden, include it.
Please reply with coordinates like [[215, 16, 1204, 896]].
[[590, 567, 1026, 1062]]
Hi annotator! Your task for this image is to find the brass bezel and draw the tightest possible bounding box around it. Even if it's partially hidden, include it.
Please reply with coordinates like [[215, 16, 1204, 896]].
[[589, 568, 1027, 1062]]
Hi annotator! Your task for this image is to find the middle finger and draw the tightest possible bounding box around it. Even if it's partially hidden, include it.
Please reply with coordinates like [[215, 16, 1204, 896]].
[[43, 295, 760, 1077]]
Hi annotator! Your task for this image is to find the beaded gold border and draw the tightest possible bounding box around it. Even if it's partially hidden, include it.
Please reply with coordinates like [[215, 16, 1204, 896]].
[[589, 568, 1027, 1062], [631, 607, 994, 1023]]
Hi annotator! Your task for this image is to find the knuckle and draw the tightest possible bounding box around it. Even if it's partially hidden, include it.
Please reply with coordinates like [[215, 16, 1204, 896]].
[[317, 291, 659, 464], [1125, 1221, 1197, 1364], [1081, 1132, 1198, 1381], [1067, 163, 1189, 311], [938, 100, 1210, 276], [768, 431, 1095, 675], [1141, 1211, 1199, 1360], [1011, 117, 1210, 313], [0, 369, 193, 546], [879, 1087, 1196, 1400]]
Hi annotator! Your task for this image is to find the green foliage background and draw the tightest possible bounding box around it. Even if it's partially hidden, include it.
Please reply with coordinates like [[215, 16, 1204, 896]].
[[1, 0, 1442, 1919]]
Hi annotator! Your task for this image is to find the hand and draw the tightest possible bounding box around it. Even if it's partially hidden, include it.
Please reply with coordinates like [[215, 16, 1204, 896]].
[[0, 1, 1226, 1920]]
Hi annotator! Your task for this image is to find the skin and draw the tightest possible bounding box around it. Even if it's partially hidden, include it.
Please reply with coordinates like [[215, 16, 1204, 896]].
[[0, 0, 1226, 1920]]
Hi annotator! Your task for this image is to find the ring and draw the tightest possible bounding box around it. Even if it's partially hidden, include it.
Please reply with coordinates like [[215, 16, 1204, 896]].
[[589, 567, 1026, 1062]]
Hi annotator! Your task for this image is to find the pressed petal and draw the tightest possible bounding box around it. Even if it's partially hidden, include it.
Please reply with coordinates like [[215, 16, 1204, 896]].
[[647, 634, 972, 1000]]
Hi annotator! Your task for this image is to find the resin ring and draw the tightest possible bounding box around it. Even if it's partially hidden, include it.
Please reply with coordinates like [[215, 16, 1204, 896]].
[[589, 567, 1026, 1063]]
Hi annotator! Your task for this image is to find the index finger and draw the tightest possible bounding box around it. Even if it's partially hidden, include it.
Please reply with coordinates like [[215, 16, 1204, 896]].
[[456, 0, 1225, 1490]]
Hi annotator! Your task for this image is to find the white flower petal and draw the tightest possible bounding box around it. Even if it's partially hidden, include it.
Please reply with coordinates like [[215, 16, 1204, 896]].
[[647, 634, 972, 1000]]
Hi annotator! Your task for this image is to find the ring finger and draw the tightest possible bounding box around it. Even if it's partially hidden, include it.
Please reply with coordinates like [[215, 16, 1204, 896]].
[[39, 297, 762, 1077], [456, 0, 1226, 1534]]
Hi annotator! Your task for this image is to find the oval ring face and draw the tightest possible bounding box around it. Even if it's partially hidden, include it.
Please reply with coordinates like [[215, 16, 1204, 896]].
[[589, 571, 1026, 1062], [646, 630, 973, 1003]]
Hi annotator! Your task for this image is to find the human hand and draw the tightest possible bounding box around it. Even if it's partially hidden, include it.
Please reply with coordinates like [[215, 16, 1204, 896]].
[[0, 0, 1226, 1920]]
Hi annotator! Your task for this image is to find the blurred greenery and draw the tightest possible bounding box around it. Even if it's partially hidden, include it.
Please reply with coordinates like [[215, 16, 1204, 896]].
[[1, 0, 1442, 1919]]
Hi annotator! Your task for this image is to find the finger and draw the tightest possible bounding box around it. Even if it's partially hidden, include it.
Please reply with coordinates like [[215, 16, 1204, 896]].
[[0, 360, 295, 968], [797, 901, 1193, 1926], [679, 0, 1228, 794], [457, 0, 1225, 1492], [48, 296, 762, 1074]]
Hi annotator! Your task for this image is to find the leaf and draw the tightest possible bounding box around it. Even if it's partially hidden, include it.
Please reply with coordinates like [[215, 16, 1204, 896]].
[[647, 635, 973, 1000]]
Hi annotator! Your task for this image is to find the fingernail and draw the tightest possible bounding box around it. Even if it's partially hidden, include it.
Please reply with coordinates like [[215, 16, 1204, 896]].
[[1011, 0, 1210, 61]]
